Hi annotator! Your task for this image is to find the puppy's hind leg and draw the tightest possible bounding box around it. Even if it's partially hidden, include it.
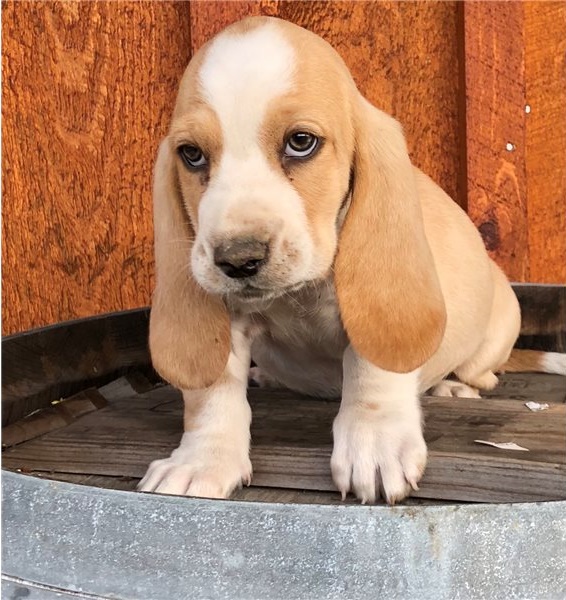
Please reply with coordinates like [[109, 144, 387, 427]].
[[455, 364, 500, 391], [430, 379, 481, 398], [455, 263, 521, 391]]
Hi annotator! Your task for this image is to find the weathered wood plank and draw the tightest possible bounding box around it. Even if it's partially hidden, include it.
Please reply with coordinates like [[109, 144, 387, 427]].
[[524, 2, 566, 283], [463, 1, 528, 281], [4, 380, 565, 503], [513, 284, 566, 353], [482, 373, 565, 404], [1, 309, 151, 427], [1, 388, 107, 449]]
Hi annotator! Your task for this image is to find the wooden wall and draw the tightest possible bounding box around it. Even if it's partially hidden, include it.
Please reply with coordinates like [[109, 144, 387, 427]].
[[463, 1, 566, 283], [2, 1, 565, 335], [2, 2, 190, 334]]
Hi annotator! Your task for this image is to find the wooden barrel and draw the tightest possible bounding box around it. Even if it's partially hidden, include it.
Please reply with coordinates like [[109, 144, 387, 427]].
[[2, 284, 565, 599]]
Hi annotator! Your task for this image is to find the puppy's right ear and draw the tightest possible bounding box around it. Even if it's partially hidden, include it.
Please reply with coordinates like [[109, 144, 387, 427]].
[[334, 99, 446, 373], [149, 140, 230, 390]]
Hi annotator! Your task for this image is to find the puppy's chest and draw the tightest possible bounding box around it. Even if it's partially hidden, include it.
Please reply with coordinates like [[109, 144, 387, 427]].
[[259, 280, 348, 357]]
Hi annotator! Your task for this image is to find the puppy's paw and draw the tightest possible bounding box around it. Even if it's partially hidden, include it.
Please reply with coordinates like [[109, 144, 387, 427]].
[[331, 407, 427, 505], [430, 379, 481, 398], [138, 434, 252, 499]]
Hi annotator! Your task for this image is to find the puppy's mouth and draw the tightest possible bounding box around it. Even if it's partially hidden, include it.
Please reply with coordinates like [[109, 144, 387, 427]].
[[229, 281, 307, 303], [240, 284, 272, 297]]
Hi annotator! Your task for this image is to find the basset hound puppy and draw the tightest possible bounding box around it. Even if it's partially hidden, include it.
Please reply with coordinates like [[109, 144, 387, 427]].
[[138, 17, 562, 504]]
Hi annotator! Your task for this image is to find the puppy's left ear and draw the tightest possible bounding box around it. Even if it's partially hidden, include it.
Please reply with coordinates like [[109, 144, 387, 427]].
[[149, 139, 231, 390], [335, 97, 446, 372]]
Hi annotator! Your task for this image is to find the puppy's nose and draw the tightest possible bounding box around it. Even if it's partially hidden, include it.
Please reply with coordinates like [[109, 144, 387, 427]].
[[214, 238, 269, 279]]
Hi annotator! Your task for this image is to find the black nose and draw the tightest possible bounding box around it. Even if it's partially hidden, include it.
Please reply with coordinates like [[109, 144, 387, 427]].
[[214, 238, 269, 279]]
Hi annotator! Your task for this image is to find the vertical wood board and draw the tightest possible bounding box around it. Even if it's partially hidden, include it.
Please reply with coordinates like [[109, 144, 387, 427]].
[[524, 2, 566, 283], [1, 2, 191, 334], [463, 1, 528, 281]]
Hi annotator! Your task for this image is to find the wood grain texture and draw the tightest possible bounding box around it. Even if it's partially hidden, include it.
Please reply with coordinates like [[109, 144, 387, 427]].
[[463, 1, 528, 281], [4, 377, 565, 503], [190, 1, 463, 206], [1, 387, 107, 448], [3, 1, 564, 337], [1, 2, 190, 335], [524, 2, 566, 283], [514, 284, 566, 353], [1, 307, 151, 428]]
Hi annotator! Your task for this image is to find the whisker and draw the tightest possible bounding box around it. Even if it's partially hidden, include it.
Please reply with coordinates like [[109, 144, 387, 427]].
[[165, 238, 192, 246]]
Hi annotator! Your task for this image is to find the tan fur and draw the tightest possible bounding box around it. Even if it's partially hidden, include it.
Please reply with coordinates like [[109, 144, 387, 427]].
[[501, 350, 549, 373], [335, 101, 446, 373], [149, 141, 230, 390], [410, 171, 521, 392]]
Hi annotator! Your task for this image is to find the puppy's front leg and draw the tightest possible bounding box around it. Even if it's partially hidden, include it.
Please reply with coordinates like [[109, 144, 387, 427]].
[[331, 345, 427, 504], [139, 323, 252, 499]]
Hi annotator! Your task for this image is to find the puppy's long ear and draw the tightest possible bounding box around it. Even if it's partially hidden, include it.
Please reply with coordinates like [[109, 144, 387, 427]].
[[149, 140, 231, 389], [335, 98, 446, 372]]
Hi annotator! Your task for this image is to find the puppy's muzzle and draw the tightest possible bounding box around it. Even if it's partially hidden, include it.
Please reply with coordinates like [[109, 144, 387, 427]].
[[214, 238, 269, 279]]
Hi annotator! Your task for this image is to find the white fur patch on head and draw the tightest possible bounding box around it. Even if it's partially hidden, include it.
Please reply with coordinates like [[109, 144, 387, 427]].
[[191, 23, 322, 300], [199, 23, 296, 155]]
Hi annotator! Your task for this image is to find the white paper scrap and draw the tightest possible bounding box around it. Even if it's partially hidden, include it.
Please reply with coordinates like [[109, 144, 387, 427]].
[[524, 401, 550, 412], [474, 440, 529, 452]]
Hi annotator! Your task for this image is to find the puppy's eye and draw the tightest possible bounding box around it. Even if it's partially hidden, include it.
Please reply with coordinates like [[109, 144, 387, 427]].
[[178, 144, 208, 169], [284, 132, 318, 158]]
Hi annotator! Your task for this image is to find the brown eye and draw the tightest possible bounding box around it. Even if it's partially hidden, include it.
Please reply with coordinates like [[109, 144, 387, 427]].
[[178, 144, 207, 169], [284, 132, 318, 158]]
